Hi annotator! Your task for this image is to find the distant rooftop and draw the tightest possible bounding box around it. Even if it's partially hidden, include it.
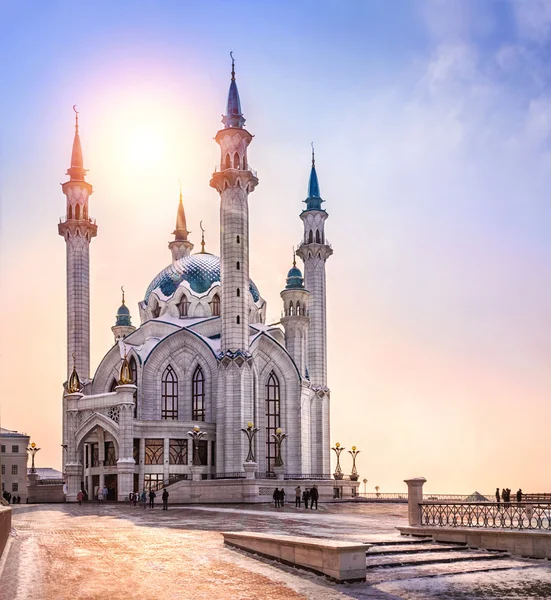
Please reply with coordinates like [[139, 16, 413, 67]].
[[28, 468, 63, 480], [0, 427, 29, 439]]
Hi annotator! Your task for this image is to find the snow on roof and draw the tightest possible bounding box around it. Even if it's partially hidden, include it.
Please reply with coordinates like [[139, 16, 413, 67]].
[[0, 428, 29, 438], [28, 467, 63, 480]]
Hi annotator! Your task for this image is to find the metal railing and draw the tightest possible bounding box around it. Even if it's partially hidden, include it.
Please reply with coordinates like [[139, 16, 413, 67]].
[[356, 493, 494, 502], [358, 493, 408, 500], [283, 474, 332, 480], [149, 474, 188, 492], [36, 479, 65, 486], [420, 502, 551, 531], [211, 472, 245, 480], [213, 164, 258, 178]]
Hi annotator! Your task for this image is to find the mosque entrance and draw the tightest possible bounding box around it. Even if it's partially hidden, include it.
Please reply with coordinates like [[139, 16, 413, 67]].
[[105, 474, 117, 501]]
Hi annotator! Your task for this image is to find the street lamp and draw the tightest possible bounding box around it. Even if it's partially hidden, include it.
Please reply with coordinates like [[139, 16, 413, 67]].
[[241, 422, 259, 463], [363, 478, 368, 494], [271, 428, 288, 467], [28, 442, 41, 474], [332, 442, 345, 480], [187, 426, 207, 466], [348, 446, 360, 481]]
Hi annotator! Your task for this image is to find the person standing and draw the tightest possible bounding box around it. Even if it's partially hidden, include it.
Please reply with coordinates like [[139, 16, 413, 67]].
[[141, 489, 147, 508], [310, 485, 319, 510], [149, 489, 156, 508], [97, 488, 104, 505], [495, 488, 500, 506], [162, 488, 169, 511], [295, 486, 302, 508], [302, 488, 310, 509], [280, 488, 286, 507], [516, 489, 523, 503], [103, 485, 109, 502], [76, 490, 84, 506], [273, 488, 280, 508]]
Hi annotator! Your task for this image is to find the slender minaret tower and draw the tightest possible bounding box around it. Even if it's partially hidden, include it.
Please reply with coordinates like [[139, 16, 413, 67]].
[[280, 253, 310, 377], [168, 183, 193, 262], [296, 146, 332, 473], [58, 107, 97, 380], [210, 54, 258, 473], [112, 288, 136, 342]]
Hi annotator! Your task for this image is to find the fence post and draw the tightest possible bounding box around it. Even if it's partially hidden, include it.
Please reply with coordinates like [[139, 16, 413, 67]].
[[404, 477, 426, 526]]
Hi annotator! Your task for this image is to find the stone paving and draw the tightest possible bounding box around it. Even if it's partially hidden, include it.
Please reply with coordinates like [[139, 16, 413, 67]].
[[1, 502, 551, 599]]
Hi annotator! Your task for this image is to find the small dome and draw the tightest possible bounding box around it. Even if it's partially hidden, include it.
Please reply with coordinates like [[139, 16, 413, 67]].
[[115, 303, 132, 327], [285, 265, 304, 289]]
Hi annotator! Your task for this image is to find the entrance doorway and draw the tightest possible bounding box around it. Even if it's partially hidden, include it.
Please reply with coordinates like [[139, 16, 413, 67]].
[[105, 474, 117, 501]]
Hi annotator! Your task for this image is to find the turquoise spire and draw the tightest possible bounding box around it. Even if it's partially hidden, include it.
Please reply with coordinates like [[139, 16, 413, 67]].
[[222, 52, 246, 129], [304, 144, 325, 212]]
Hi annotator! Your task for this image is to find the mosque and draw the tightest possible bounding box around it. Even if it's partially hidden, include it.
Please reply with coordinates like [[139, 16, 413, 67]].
[[60, 58, 340, 502]]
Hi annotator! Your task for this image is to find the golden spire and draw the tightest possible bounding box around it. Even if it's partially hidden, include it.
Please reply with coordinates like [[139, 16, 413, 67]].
[[121, 286, 125, 305], [67, 353, 81, 394], [293, 247, 296, 267], [199, 220, 206, 253], [118, 347, 133, 385]]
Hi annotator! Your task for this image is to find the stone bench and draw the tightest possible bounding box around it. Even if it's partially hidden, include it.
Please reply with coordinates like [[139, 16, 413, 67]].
[[222, 531, 368, 582]]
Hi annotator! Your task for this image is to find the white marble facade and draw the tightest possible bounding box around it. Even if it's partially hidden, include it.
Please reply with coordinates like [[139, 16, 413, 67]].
[[60, 63, 334, 502]]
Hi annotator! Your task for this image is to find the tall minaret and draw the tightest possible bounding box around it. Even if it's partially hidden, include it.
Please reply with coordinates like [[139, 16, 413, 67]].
[[168, 184, 193, 262], [58, 107, 97, 380], [210, 55, 258, 473], [296, 146, 332, 385], [296, 147, 332, 474], [210, 54, 258, 353]]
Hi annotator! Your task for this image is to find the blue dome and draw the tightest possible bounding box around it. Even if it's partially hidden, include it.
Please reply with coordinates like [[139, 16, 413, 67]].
[[285, 265, 304, 289], [145, 253, 261, 304], [115, 303, 132, 327]]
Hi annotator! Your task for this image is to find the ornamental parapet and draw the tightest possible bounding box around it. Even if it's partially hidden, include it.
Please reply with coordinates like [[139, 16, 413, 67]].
[[209, 168, 258, 194], [218, 349, 253, 369]]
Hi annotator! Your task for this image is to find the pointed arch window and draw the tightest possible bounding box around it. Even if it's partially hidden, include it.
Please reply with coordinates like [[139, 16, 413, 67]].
[[315, 229, 321, 243], [68, 205, 73, 220], [130, 356, 138, 418], [225, 154, 231, 170], [178, 295, 190, 318], [192, 366, 205, 421], [296, 303, 301, 316], [211, 293, 220, 316], [266, 372, 281, 473], [289, 302, 294, 316], [308, 230, 313, 244], [161, 365, 178, 420], [234, 152, 240, 169], [75, 204, 80, 220]]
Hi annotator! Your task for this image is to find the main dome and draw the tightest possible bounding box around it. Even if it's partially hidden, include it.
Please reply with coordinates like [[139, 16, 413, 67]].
[[144, 253, 261, 304]]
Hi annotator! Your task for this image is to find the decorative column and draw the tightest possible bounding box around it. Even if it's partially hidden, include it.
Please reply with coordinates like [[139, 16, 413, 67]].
[[115, 384, 137, 501], [404, 477, 426, 526]]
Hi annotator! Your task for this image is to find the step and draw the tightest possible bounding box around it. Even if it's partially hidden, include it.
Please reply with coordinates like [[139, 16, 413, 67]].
[[365, 549, 508, 569], [365, 557, 529, 585], [366, 537, 433, 546], [367, 543, 468, 555]]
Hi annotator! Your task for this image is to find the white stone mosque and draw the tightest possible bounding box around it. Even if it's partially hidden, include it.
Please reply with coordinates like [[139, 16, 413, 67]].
[[59, 57, 354, 502]]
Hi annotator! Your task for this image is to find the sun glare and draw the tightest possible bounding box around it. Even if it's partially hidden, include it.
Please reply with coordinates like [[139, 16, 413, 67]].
[[126, 126, 166, 167]]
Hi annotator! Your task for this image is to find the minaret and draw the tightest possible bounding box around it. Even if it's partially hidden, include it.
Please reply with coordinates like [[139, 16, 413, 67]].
[[280, 252, 310, 376], [295, 146, 332, 474], [210, 54, 258, 353], [58, 107, 97, 380], [111, 288, 136, 342], [296, 146, 332, 385], [168, 183, 193, 262], [209, 54, 258, 473]]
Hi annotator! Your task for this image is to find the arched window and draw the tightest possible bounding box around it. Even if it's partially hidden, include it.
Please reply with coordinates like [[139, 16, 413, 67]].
[[68, 205, 73, 220], [161, 365, 178, 420], [130, 356, 138, 418], [296, 302, 301, 316], [236, 288, 240, 297], [211, 294, 220, 316], [242, 154, 247, 170], [110, 378, 118, 392], [152, 304, 161, 318], [75, 204, 80, 220], [315, 229, 321, 243], [192, 366, 205, 421], [234, 152, 240, 169], [266, 372, 281, 473], [225, 154, 231, 169], [236, 261, 240, 270], [178, 295, 190, 318], [308, 230, 313, 244], [236, 235, 240, 243], [289, 302, 294, 316], [236, 315, 240, 324]]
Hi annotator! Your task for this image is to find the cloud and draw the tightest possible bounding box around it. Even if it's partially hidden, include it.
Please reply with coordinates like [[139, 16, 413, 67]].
[[512, 0, 551, 44]]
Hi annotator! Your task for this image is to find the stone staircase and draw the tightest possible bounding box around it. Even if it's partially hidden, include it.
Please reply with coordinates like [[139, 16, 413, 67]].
[[364, 536, 528, 585]]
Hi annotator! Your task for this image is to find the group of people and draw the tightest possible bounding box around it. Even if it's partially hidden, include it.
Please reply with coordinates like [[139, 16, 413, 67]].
[[127, 489, 170, 510], [2, 491, 21, 504], [495, 487, 523, 504], [272, 485, 319, 509]]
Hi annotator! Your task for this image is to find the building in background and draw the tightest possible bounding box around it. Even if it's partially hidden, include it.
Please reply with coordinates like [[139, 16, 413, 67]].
[[0, 428, 29, 502]]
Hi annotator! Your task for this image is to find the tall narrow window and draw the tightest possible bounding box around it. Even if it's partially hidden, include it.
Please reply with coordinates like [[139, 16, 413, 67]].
[[315, 229, 321, 243], [308, 230, 313, 244], [192, 366, 205, 421], [234, 152, 240, 169], [178, 295, 190, 317], [68, 205, 73, 219], [211, 294, 220, 316], [130, 356, 138, 418], [296, 303, 301, 315], [161, 365, 178, 420], [225, 154, 231, 169], [289, 302, 294, 316], [75, 204, 80, 220], [236, 235, 240, 243], [236, 261, 240, 270], [236, 288, 240, 297], [236, 315, 240, 324], [266, 372, 281, 473]]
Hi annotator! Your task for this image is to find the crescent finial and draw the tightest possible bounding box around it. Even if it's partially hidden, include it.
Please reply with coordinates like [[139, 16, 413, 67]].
[[73, 105, 79, 133], [200, 221, 206, 253], [230, 51, 235, 81]]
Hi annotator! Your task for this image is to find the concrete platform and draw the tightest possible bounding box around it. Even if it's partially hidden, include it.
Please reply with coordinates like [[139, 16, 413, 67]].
[[223, 530, 369, 582]]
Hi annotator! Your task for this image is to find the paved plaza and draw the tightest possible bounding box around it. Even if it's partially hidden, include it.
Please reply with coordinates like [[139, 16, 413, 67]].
[[1, 502, 551, 599]]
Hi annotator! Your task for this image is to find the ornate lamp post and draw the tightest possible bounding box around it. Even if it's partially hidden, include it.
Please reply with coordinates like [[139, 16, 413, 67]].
[[348, 446, 360, 481], [241, 422, 259, 463], [187, 426, 207, 467], [363, 478, 368, 494], [332, 442, 345, 480], [27, 442, 41, 474], [271, 428, 288, 468]]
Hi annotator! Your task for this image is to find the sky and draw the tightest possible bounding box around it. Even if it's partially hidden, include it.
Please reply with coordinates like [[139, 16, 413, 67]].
[[1, 0, 551, 494]]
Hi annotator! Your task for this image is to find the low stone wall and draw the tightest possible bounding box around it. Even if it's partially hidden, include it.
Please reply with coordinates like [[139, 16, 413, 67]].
[[162, 478, 358, 504], [0, 506, 12, 558], [223, 531, 368, 582], [398, 525, 551, 559], [28, 484, 65, 503]]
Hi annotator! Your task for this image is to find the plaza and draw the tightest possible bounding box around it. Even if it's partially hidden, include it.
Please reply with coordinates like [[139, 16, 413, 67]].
[[2, 502, 551, 599]]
